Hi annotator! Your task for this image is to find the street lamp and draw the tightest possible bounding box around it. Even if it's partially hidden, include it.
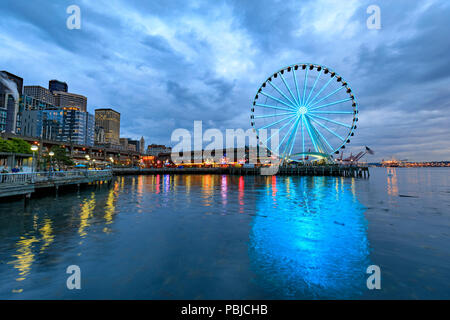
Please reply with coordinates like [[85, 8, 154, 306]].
[[85, 154, 90, 169], [49, 151, 54, 171], [31, 145, 39, 173]]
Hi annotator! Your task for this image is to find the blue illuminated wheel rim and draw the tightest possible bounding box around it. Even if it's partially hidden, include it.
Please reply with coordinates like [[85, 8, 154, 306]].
[[250, 63, 359, 162]]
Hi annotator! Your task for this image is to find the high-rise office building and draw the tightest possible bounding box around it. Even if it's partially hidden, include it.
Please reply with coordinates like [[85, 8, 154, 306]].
[[85, 112, 95, 146], [0, 71, 23, 95], [24, 86, 55, 105], [49, 80, 68, 93], [95, 108, 120, 146], [21, 94, 56, 110], [53, 91, 87, 112], [21, 107, 95, 146], [0, 71, 23, 133]]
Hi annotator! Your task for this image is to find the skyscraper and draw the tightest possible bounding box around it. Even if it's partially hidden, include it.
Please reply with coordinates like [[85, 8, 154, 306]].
[[0, 71, 23, 133], [49, 80, 68, 93], [53, 91, 87, 112], [24, 86, 55, 105], [95, 108, 120, 146], [21, 107, 95, 146]]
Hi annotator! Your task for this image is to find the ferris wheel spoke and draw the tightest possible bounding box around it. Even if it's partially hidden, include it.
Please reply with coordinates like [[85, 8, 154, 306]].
[[286, 117, 302, 157], [303, 116, 319, 152], [308, 114, 352, 128], [279, 116, 300, 150], [309, 98, 353, 111], [267, 81, 298, 108], [292, 68, 302, 104], [258, 114, 296, 130], [264, 116, 297, 144], [308, 86, 345, 108], [279, 73, 300, 106], [254, 111, 297, 119], [310, 111, 354, 114], [306, 76, 335, 107], [302, 68, 309, 105], [308, 119, 333, 151], [301, 116, 305, 155], [304, 69, 322, 106], [255, 102, 295, 112], [260, 91, 297, 110], [308, 115, 346, 141]]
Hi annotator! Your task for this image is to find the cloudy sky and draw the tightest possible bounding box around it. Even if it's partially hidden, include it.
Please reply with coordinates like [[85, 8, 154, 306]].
[[1, 0, 449, 161]]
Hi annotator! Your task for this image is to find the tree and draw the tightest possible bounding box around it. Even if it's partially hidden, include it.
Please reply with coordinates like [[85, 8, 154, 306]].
[[50, 145, 74, 168], [0, 137, 32, 154]]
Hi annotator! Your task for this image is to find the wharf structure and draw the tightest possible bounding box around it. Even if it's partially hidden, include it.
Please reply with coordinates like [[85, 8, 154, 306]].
[[0, 170, 112, 200], [112, 165, 370, 178]]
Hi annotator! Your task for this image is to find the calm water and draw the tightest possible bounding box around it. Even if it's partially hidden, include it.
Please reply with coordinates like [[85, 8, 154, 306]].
[[0, 168, 449, 299]]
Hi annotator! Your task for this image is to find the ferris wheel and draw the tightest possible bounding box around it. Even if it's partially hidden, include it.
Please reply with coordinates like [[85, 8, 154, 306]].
[[251, 63, 359, 162]]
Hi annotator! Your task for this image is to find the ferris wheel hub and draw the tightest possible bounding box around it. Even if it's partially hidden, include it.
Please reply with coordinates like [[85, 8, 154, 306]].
[[297, 106, 308, 115]]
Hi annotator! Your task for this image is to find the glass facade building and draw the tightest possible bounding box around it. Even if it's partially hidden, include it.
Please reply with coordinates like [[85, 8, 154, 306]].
[[21, 107, 95, 146], [0, 71, 23, 133]]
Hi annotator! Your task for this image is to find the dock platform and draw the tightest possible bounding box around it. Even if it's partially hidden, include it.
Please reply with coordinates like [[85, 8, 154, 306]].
[[0, 170, 113, 199]]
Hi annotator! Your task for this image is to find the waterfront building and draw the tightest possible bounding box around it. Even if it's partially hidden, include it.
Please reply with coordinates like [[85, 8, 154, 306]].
[[120, 138, 139, 152], [128, 139, 140, 152], [95, 108, 120, 145], [53, 91, 87, 112], [0, 71, 23, 133], [49, 80, 68, 93], [147, 144, 172, 157], [24, 86, 55, 105]]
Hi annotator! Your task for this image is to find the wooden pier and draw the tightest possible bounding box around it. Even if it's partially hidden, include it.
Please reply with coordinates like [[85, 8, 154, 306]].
[[112, 165, 370, 178], [0, 170, 113, 199]]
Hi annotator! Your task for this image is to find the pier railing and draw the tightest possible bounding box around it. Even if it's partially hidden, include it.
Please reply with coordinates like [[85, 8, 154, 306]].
[[0, 170, 113, 185]]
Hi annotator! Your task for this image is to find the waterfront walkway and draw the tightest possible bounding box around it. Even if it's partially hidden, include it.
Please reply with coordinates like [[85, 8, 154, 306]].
[[0, 170, 113, 199]]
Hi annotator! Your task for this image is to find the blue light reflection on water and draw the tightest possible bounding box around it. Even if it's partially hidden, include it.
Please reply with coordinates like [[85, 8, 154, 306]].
[[249, 176, 371, 299]]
